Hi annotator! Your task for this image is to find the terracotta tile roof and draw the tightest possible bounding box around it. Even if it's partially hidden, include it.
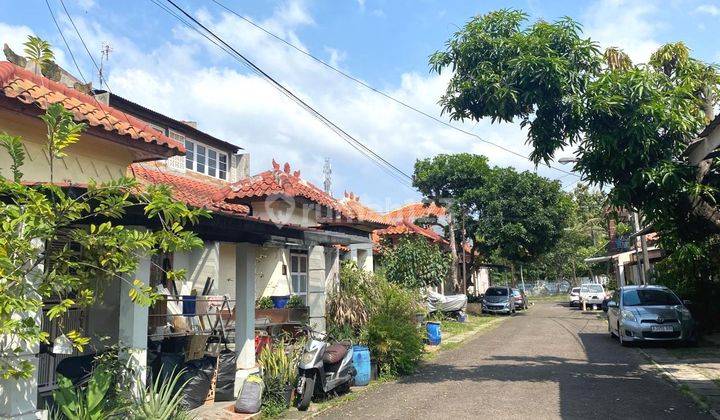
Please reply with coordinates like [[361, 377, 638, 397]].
[[340, 191, 392, 226], [0, 61, 183, 156], [384, 202, 446, 224], [131, 164, 248, 215], [372, 219, 447, 245], [215, 160, 349, 216]]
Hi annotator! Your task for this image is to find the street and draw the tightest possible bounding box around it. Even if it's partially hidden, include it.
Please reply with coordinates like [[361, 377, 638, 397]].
[[316, 302, 710, 419]]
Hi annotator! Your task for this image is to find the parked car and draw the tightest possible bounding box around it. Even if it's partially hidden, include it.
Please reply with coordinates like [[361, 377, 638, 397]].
[[568, 287, 581, 307], [606, 285, 696, 346], [579, 283, 606, 309], [511, 288, 528, 310], [482, 286, 515, 315]]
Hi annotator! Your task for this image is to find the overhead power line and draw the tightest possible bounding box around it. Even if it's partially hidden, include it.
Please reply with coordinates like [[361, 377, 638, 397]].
[[159, 0, 416, 190], [208, 0, 580, 180]]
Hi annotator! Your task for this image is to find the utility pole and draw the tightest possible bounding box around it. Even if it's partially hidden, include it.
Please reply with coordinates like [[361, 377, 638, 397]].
[[632, 212, 649, 285], [461, 213, 467, 294]]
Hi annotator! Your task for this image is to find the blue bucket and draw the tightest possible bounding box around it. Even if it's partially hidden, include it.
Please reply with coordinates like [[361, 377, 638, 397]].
[[271, 295, 290, 308], [426, 321, 441, 345], [352, 345, 371, 386], [182, 295, 196, 316]]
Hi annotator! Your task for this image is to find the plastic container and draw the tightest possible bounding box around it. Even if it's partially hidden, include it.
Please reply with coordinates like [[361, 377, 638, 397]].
[[458, 311, 467, 323], [352, 345, 371, 386], [182, 295, 197, 316], [426, 321, 441, 345], [271, 295, 290, 308]]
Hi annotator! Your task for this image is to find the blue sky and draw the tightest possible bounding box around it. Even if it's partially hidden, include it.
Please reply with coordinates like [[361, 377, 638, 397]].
[[2, 0, 720, 212]]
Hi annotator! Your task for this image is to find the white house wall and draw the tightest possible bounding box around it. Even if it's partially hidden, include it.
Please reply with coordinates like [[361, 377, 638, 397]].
[[174, 241, 220, 294]]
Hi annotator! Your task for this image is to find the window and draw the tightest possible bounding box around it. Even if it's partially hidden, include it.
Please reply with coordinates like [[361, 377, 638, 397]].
[[290, 253, 308, 302], [208, 149, 217, 178], [181, 136, 228, 180], [185, 140, 194, 170]]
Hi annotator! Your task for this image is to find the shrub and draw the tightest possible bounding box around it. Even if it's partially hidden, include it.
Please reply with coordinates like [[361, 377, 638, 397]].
[[326, 261, 374, 338], [256, 296, 274, 309], [286, 294, 305, 308], [362, 278, 424, 377], [258, 340, 302, 417], [383, 237, 451, 289]]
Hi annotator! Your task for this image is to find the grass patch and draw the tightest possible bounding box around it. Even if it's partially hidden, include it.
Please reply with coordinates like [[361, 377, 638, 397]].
[[528, 294, 566, 303], [423, 314, 506, 361]]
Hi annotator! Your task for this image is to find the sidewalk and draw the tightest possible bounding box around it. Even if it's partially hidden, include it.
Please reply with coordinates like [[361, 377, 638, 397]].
[[640, 339, 720, 419]]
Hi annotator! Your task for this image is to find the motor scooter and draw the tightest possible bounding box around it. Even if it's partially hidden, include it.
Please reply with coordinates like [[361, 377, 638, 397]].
[[296, 327, 356, 411]]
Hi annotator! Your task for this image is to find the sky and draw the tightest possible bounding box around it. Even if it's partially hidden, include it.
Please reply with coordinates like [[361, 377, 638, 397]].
[[1, 0, 720, 213]]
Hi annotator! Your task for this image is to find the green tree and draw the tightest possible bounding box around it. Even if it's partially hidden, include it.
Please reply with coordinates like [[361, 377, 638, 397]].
[[430, 9, 720, 242], [382, 236, 452, 289], [413, 153, 490, 291], [461, 167, 572, 282], [525, 184, 608, 284], [0, 104, 208, 379], [23, 35, 55, 76]]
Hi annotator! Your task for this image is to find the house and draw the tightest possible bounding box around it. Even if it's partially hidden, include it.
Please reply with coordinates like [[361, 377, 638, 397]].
[[0, 60, 184, 419], [585, 208, 662, 287]]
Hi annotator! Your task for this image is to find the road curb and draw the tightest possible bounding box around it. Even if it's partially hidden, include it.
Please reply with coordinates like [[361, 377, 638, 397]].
[[638, 347, 720, 420]]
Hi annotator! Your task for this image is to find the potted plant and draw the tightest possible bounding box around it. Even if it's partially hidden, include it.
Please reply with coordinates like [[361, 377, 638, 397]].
[[286, 295, 309, 323], [258, 340, 301, 412], [256, 296, 289, 323]]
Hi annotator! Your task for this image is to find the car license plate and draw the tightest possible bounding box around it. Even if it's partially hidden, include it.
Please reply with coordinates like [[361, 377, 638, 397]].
[[651, 325, 674, 332]]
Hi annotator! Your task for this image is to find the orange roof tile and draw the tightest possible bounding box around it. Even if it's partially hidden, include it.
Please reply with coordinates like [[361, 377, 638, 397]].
[[132, 164, 248, 215], [372, 219, 447, 244], [384, 202, 446, 224], [340, 191, 392, 226], [0, 61, 182, 156], [216, 160, 350, 216]]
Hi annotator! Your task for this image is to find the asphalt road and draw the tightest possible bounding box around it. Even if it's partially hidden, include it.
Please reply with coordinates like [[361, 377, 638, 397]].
[[315, 301, 710, 419]]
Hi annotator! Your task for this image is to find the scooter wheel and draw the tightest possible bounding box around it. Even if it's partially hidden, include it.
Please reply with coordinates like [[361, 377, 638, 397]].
[[297, 372, 315, 411]]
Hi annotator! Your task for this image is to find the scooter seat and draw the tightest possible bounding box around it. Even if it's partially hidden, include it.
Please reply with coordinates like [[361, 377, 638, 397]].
[[323, 344, 348, 364]]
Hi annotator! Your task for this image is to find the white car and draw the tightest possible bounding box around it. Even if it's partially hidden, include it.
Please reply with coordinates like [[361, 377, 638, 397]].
[[568, 287, 581, 307], [580, 284, 606, 309]]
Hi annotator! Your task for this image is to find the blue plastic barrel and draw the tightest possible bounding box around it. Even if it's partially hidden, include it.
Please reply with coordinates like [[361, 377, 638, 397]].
[[426, 321, 441, 345], [352, 345, 371, 386], [271, 295, 290, 308]]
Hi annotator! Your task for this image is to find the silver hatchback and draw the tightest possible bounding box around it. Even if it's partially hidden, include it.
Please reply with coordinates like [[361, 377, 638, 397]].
[[606, 285, 696, 346]]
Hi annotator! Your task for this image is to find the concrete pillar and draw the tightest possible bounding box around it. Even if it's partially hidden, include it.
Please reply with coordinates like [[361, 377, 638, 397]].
[[119, 252, 151, 388], [0, 314, 41, 419], [0, 238, 44, 419], [616, 262, 626, 288], [234, 244, 256, 396], [308, 246, 327, 332]]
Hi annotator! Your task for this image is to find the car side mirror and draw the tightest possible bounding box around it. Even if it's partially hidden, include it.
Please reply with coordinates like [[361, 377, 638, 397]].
[[683, 299, 692, 306], [607, 301, 618, 308]]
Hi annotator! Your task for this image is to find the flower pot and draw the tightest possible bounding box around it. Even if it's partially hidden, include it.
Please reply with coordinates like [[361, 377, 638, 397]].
[[288, 306, 309, 322], [271, 295, 291, 309]]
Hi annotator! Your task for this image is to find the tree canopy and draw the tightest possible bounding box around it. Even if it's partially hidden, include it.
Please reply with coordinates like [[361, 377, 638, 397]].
[[382, 236, 452, 289], [462, 167, 572, 266], [430, 9, 720, 242]]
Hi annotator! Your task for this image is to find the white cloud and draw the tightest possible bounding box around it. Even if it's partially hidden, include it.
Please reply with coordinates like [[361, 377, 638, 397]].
[[0, 1, 578, 208], [582, 0, 661, 64], [74, 0, 96, 9], [0, 23, 34, 54], [357, 0, 366, 11], [695, 4, 720, 15]]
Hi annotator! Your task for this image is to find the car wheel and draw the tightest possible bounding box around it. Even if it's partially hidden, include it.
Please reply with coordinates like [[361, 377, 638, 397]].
[[618, 324, 630, 347]]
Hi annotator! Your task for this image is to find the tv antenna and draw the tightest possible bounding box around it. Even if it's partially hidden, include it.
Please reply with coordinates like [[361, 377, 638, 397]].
[[98, 42, 113, 87], [323, 158, 332, 195]]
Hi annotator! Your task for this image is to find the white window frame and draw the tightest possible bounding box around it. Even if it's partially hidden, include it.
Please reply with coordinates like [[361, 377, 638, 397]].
[[171, 131, 228, 180], [290, 253, 308, 302]]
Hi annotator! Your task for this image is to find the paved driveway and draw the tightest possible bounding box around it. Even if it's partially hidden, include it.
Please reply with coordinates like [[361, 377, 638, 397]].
[[315, 302, 710, 419]]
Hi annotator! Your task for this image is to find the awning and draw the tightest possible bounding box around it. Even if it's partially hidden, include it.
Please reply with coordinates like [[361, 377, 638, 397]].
[[584, 255, 614, 264], [303, 229, 372, 246]]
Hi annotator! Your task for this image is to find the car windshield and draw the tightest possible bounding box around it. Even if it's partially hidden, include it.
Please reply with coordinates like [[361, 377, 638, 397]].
[[622, 289, 681, 307], [486, 288, 508, 296], [581, 285, 603, 293], [571, 288, 580, 293]]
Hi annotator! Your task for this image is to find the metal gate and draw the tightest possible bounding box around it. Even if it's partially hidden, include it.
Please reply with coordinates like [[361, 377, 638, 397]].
[[37, 302, 88, 393]]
